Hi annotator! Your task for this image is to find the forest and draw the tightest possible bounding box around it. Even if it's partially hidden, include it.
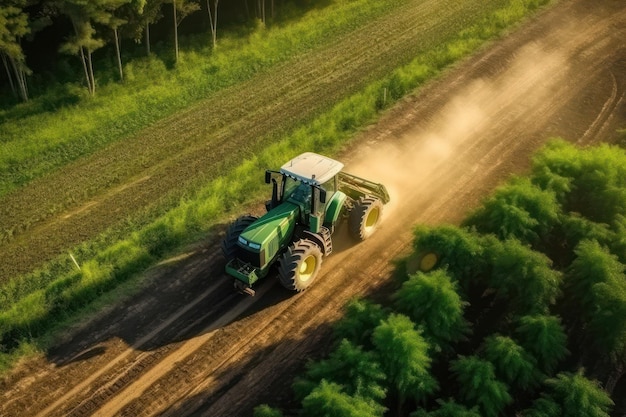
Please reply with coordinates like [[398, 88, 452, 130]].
[[1, 0, 301, 101], [254, 139, 626, 416]]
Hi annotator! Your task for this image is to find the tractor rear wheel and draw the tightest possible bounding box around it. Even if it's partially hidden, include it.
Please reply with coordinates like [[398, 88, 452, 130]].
[[349, 196, 383, 241], [221, 215, 257, 259], [278, 239, 323, 292]]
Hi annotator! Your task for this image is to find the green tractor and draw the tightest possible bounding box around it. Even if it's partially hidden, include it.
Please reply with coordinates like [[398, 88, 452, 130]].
[[222, 152, 390, 295]]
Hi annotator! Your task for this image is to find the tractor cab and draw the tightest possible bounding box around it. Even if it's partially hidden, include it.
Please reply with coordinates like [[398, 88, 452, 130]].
[[265, 152, 344, 233]]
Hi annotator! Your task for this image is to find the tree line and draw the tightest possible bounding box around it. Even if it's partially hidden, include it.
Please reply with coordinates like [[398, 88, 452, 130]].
[[254, 139, 626, 416], [0, 0, 284, 101]]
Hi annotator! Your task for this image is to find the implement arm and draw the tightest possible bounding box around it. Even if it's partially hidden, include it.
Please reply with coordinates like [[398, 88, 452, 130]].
[[338, 172, 390, 204]]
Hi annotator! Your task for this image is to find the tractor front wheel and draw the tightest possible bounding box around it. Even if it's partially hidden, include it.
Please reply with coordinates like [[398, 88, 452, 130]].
[[349, 196, 383, 241], [278, 239, 323, 292], [221, 215, 257, 259]]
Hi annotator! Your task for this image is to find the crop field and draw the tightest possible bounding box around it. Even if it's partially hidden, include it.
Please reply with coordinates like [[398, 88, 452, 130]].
[[2, 0, 625, 414]]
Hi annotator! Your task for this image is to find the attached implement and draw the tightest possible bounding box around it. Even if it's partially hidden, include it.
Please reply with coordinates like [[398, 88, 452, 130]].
[[222, 152, 390, 295]]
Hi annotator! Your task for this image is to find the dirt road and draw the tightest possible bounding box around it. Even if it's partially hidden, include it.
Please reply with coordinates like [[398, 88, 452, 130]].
[[1, 0, 625, 415]]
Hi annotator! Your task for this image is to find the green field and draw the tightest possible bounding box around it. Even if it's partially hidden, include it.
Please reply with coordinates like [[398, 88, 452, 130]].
[[0, 0, 551, 372]]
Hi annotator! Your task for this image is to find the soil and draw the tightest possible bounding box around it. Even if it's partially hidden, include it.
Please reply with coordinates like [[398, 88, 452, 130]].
[[1, 0, 626, 416]]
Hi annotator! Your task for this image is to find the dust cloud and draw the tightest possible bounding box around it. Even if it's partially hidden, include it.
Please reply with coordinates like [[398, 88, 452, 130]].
[[346, 41, 571, 217]]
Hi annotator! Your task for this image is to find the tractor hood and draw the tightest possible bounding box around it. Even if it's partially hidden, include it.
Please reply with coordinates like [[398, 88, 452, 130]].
[[237, 202, 299, 268]]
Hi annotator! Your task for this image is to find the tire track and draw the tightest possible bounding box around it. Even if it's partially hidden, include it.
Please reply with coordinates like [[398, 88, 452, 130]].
[[86, 285, 269, 417], [33, 277, 232, 417]]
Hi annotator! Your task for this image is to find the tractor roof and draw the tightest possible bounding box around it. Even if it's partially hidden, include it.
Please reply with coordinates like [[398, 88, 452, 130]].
[[280, 152, 344, 185]]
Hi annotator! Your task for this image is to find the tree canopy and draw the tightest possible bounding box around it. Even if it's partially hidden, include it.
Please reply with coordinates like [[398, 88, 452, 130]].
[[0, 0, 294, 99], [372, 313, 438, 404], [394, 269, 470, 351], [450, 355, 512, 417]]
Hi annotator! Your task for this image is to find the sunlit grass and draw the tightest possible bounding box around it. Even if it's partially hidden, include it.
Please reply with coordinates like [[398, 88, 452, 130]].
[[0, 0, 409, 198]]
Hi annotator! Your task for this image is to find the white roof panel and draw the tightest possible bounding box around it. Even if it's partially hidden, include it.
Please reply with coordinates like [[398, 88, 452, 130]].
[[280, 152, 343, 185]]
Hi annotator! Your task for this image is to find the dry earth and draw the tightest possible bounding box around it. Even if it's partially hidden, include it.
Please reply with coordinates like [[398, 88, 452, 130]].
[[2, 0, 626, 415]]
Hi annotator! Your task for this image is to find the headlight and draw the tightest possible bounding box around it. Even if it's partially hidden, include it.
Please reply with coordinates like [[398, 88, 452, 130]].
[[249, 242, 261, 250], [238, 236, 248, 245]]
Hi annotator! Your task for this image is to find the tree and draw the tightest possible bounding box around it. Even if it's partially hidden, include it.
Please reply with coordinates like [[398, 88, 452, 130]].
[[172, 0, 200, 61], [525, 371, 613, 417], [483, 335, 541, 390], [372, 314, 437, 410], [555, 213, 615, 267], [565, 243, 626, 391], [514, 315, 568, 375], [411, 225, 490, 291], [0, 1, 31, 101], [137, 0, 164, 55], [254, 0, 270, 25], [107, 0, 146, 81], [450, 355, 512, 417], [300, 380, 385, 417], [206, 0, 218, 48], [411, 399, 481, 417], [293, 339, 386, 403], [333, 299, 387, 348], [56, 0, 127, 95], [589, 277, 626, 394], [253, 404, 283, 417], [486, 239, 562, 316], [394, 270, 469, 351], [463, 177, 560, 248], [522, 397, 561, 417], [531, 140, 626, 226], [565, 239, 624, 317]]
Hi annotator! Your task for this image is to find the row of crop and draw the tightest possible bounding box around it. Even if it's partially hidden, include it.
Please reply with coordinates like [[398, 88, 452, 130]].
[[0, 0, 552, 373], [0, 0, 410, 198]]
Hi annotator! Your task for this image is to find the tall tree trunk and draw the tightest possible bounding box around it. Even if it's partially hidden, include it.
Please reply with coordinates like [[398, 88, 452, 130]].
[[145, 23, 151, 55], [79, 46, 93, 95], [19, 69, 28, 101], [207, 0, 219, 48], [173, 1, 179, 62], [86, 49, 96, 95], [2, 53, 17, 98], [114, 28, 124, 81], [10, 57, 28, 101]]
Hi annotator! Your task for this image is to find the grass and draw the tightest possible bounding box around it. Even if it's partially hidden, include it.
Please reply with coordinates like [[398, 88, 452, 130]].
[[0, 0, 503, 280], [0, 0, 553, 374], [0, 0, 410, 198]]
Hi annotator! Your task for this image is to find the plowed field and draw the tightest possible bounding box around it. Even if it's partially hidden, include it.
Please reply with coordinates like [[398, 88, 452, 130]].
[[2, 0, 625, 415]]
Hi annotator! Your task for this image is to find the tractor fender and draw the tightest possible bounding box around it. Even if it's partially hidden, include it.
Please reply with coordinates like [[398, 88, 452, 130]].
[[324, 191, 347, 227], [301, 228, 333, 256]]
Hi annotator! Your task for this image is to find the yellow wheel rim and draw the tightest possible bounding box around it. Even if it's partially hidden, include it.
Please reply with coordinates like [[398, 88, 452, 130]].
[[419, 253, 438, 272], [364, 207, 380, 231], [299, 254, 317, 282]]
